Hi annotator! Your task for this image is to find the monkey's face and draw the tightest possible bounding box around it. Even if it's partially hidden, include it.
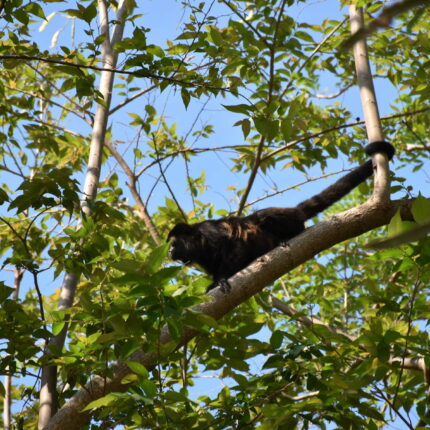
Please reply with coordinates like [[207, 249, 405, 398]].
[[167, 223, 202, 265]]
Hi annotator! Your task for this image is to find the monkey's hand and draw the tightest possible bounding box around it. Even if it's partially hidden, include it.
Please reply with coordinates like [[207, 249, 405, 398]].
[[206, 279, 232, 293]]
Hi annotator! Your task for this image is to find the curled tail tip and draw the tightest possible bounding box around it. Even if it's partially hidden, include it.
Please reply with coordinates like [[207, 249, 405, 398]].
[[364, 140, 395, 160]]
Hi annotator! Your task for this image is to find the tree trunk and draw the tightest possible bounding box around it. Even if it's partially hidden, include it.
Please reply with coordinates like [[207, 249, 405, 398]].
[[38, 2, 129, 428]]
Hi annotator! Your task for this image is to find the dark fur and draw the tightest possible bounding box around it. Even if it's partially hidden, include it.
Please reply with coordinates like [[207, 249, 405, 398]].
[[168, 142, 394, 291]]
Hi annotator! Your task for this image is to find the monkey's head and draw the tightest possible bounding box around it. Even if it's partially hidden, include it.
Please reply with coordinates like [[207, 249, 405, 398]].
[[167, 222, 203, 265]]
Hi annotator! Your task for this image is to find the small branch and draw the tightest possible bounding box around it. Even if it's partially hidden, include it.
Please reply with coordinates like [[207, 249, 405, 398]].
[[0, 54, 233, 94], [284, 391, 320, 401], [372, 386, 414, 429], [4, 84, 92, 125], [311, 81, 354, 99], [405, 143, 430, 151], [245, 169, 351, 208], [218, 0, 270, 49], [271, 296, 355, 340], [104, 140, 161, 244], [151, 135, 188, 222], [136, 144, 257, 177], [236, 135, 266, 215], [281, 18, 347, 99], [260, 106, 430, 164], [109, 61, 218, 115], [236, 1, 288, 215]]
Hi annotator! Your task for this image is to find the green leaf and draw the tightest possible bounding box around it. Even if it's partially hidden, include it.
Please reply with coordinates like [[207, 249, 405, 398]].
[[183, 311, 218, 332], [223, 104, 252, 114], [0, 282, 14, 303], [26, 2, 46, 19], [145, 243, 169, 274], [82, 393, 120, 411], [0, 188, 10, 204], [241, 118, 251, 139], [387, 209, 403, 237], [141, 380, 157, 398], [181, 87, 190, 109], [411, 194, 430, 224], [127, 361, 149, 378], [82, 2, 97, 23], [210, 27, 224, 46], [270, 330, 284, 349], [151, 266, 182, 285], [111, 259, 144, 274], [253, 116, 278, 141], [51, 321, 65, 336], [167, 319, 182, 340]]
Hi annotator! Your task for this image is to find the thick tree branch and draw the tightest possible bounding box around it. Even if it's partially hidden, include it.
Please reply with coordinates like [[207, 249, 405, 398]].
[[44, 197, 416, 430], [3, 269, 23, 430]]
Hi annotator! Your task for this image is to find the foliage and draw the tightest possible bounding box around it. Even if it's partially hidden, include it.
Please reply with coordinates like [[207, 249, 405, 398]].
[[0, 0, 429, 429]]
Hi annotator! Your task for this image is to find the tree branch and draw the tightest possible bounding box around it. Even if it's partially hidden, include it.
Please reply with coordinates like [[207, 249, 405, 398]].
[[261, 106, 430, 163], [104, 140, 161, 245], [350, 5, 390, 203], [311, 81, 354, 99], [281, 18, 347, 99], [0, 54, 232, 94]]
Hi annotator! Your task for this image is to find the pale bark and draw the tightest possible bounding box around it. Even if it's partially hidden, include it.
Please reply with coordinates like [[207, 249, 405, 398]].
[[38, 2, 129, 428], [3, 269, 22, 430], [350, 5, 391, 203]]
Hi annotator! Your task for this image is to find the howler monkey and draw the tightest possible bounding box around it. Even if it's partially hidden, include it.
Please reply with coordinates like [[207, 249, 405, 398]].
[[168, 141, 394, 291]]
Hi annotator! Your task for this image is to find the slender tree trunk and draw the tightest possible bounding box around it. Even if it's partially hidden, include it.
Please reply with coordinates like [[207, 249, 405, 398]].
[[38, 2, 129, 428], [3, 269, 23, 430], [349, 5, 391, 203]]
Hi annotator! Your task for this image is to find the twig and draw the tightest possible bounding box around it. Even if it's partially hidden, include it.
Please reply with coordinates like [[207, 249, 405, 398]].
[[218, 0, 270, 49], [104, 140, 161, 244], [281, 18, 347, 98], [4, 84, 91, 125], [151, 134, 188, 222], [312, 81, 354, 99], [261, 106, 430, 163], [0, 54, 233, 94], [245, 168, 351, 208]]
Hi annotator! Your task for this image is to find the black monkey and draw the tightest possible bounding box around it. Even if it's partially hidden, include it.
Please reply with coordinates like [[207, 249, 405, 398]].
[[168, 141, 395, 291]]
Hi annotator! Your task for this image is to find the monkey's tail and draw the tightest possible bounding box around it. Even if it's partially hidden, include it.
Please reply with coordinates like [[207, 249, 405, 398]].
[[296, 141, 395, 220]]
